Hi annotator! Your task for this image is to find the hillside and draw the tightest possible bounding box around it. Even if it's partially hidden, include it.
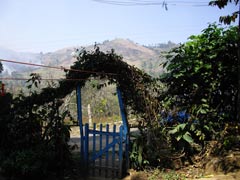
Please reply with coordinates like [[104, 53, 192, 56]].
[[0, 39, 177, 93], [38, 39, 177, 77], [0, 47, 41, 75]]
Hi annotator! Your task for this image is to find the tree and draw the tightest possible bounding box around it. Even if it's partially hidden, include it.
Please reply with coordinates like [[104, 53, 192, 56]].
[[0, 75, 72, 179], [161, 24, 238, 126], [209, 0, 240, 121]]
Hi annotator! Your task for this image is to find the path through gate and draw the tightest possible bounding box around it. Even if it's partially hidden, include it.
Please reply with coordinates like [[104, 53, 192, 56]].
[[76, 86, 129, 178]]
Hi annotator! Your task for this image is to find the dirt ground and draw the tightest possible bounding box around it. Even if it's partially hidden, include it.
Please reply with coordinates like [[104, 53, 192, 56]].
[[120, 169, 240, 180], [120, 147, 240, 180], [82, 171, 240, 180], [69, 127, 240, 180]]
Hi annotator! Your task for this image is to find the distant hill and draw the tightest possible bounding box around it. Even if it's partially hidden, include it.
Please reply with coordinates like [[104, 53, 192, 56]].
[[39, 39, 177, 77], [0, 47, 42, 75], [0, 38, 177, 79]]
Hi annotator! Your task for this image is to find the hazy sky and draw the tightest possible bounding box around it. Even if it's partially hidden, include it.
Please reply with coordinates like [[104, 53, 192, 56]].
[[0, 0, 238, 52]]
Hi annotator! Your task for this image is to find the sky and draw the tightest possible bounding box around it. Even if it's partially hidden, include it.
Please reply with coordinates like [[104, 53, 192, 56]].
[[0, 0, 239, 53]]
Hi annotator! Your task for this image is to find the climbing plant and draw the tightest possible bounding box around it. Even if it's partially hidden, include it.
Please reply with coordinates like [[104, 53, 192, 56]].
[[65, 46, 161, 124], [18, 46, 161, 126]]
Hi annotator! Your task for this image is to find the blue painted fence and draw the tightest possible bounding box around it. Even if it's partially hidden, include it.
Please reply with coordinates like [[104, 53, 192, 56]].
[[83, 123, 128, 178]]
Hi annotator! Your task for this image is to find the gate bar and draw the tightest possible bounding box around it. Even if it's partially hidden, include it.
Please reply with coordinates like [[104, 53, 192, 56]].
[[116, 87, 128, 134]]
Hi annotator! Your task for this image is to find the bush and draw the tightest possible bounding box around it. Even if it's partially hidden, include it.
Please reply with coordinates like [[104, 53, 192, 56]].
[[0, 78, 72, 179]]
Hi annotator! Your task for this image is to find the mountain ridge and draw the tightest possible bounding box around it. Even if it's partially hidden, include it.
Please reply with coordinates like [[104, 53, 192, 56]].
[[0, 38, 177, 77]]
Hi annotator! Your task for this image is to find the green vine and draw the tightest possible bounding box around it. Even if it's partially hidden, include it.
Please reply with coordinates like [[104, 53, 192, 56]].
[[16, 46, 161, 125]]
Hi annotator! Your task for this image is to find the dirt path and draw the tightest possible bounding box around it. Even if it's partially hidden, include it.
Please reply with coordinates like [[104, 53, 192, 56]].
[[118, 169, 240, 180], [194, 172, 240, 180]]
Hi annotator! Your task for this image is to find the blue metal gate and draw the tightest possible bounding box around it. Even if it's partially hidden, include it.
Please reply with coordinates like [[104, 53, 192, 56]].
[[76, 86, 129, 178]]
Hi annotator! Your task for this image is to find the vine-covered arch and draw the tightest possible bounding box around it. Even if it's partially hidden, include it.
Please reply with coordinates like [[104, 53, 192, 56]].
[[63, 47, 160, 123], [18, 47, 160, 124]]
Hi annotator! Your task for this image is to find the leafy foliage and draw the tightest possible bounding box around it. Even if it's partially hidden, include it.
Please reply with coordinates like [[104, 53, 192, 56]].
[[129, 123, 170, 170], [168, 123, 193, 144], [161, 24, 238, 123], [209, 0, 239, 24], [0, 75, 72, 179], [160, 24, 239, 156], [130, 133, 149, 170]]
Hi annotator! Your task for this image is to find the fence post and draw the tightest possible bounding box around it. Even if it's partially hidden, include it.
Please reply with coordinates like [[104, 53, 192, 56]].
[[119, 126, 123, 178], [84, 123, 89, 171], [116, 87, 128, 135], [76, 85, 84, 161], [92, 123, 96, 175], [117, 87, 130, 171], [112, 124, 116, 177], [99, 124, 103, 176], [105, 124, 109, 177]]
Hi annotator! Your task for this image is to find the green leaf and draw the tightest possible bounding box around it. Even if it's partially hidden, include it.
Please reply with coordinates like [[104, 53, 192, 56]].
[[194, 66, 200, 72], [168, 126, 178, 134], [193, 83, 198, 88], [196, 130, 202, 136], [203, 125, 210, 131], [199, 134, 205, 141], [204, 64, 212, 69], [176, 135, 182, 141], [162, 61, 168, 68], [190, 124, 196, 131], [178, 123, 187, 130], [199, 109, 207, 114], [143, 160, 149, 165], [138, 147, 143, 165], [183, 132, 193, 143], [202, 104, 209, 108]]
